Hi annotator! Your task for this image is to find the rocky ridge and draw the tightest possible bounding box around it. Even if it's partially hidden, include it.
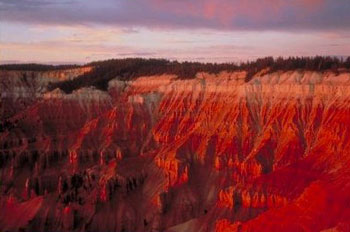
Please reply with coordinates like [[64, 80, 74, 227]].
[[1, 68, 350, 232]]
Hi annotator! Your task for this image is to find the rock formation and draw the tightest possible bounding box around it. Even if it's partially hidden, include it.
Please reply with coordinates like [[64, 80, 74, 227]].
[[1, 67, 350, 232]]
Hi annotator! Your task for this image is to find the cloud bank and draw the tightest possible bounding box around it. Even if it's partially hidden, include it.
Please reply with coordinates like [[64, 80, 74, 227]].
[[1, 0, 350, 31]]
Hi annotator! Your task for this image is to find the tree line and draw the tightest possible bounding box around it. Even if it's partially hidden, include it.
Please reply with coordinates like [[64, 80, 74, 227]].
[[243, 56, 350, 81], [2, 56, 349, 93], [0, 63, 80, 71]]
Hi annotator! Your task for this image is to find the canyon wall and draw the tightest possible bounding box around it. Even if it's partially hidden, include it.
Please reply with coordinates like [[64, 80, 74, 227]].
[[1, 69, 350, 232]]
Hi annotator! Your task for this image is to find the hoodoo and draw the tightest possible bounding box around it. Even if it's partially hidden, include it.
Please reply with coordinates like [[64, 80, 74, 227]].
[[1, 60, 350, 231]]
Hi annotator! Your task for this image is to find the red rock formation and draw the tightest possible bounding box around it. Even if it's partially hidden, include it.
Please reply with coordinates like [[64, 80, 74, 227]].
[[1, 70, 350, 231]]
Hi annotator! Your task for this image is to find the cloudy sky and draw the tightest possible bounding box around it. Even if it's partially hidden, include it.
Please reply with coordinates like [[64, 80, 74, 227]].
[[1, 0, 350, 64]]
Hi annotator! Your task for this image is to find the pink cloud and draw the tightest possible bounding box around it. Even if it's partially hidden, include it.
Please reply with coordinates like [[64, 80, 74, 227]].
[[148, 0, 325, 26], [1, 0, 347, 31]]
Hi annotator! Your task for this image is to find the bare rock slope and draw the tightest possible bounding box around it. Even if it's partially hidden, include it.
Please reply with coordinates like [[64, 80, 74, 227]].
[[1, 68, 350, 232]]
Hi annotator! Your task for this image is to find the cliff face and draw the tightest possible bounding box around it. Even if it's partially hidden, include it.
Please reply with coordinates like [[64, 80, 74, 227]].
[[0, 67, 92, 118], [1, 69, 350, 232]]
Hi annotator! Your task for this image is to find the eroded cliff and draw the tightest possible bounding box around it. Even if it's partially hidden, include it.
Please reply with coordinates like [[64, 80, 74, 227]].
[[1, 68, 350, 232]]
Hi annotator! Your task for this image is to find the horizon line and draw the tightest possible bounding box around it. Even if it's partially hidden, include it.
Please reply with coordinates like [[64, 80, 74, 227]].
[[1, 55, 350, 66]]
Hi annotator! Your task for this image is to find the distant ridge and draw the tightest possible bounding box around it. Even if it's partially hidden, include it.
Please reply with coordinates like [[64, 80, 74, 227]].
[[2, 56, 350, 93]]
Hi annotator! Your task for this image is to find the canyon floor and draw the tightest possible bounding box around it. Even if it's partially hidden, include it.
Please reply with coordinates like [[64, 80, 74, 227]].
[[1, 66, 350, 232]]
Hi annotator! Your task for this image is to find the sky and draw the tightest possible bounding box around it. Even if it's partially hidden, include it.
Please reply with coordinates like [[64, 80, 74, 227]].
[[0, 0, 350, 64]]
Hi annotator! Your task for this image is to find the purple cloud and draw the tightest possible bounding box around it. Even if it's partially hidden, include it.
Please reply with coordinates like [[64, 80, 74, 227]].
[[0, 0, 349, 31]]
